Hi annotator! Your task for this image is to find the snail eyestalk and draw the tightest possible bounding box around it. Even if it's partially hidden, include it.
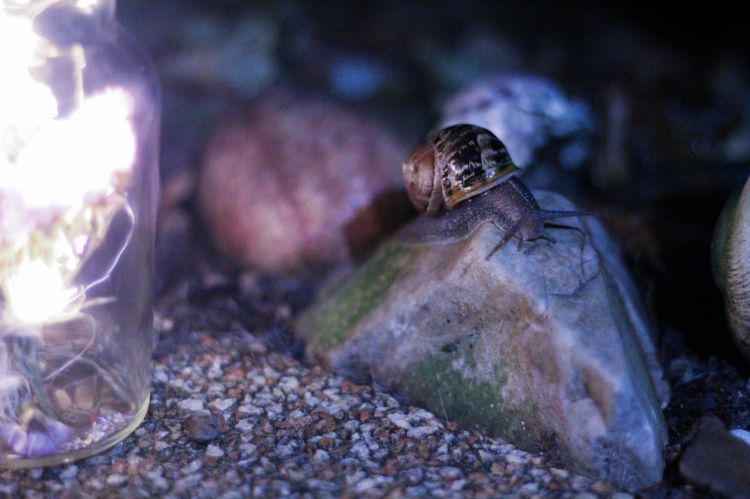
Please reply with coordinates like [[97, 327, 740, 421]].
[[485, 210, 594, 260]]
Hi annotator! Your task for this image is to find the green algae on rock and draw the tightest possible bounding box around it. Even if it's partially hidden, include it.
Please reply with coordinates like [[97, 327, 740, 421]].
[[296, 187, 668, 490], [301, 243, 423, 352], [399, 342, 539, 451]]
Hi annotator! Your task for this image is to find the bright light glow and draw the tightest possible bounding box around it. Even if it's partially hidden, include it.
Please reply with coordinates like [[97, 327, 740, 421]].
[[3, 258, 80, 325], [7, 89, 136, 209], [0, 4, 135, 328], [0, 10, 58, 153], [75, 0, 103, 13], [0, 374, 22, 393]]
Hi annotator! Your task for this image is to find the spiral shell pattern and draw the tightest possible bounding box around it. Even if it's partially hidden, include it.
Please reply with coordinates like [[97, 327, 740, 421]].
[[433, 125, 519, 208], [401, 124, 520, 215]]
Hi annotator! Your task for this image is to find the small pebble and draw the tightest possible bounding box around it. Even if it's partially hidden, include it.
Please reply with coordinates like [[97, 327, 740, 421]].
[[450, 479, 466, 491], [184, 412, 223, 443], [353, 477, 379, 493], [106, 475, 128, 487], [178, 398, 206, 413], [405, 468, 424, 485], [730, 428, 750, 447], [505, 453, 526, 465], [407, 425, 438, 439], [236, 419, 254, 433], [58, 466, 78, 480], [551, 468, 570, 479], [210, 398, 236, 412], [520, 482, 539, 494], [439, 467, 461, 480]]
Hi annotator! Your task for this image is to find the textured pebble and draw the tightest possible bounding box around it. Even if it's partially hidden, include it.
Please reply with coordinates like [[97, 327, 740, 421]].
[[178, 398, 206, 413], [730, 428, 750, 447], [210, 398, 236, 412], [106, 474, 128, 487], [59, 466, 78, 480], [184, 412, 223, 443]]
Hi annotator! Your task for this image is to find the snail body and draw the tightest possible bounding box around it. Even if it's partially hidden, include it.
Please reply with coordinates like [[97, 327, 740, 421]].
[[402, 124, 590, 256]]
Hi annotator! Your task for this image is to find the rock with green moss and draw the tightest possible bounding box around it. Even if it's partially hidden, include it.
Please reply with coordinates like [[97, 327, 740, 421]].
[[296, 188, 668, 490]]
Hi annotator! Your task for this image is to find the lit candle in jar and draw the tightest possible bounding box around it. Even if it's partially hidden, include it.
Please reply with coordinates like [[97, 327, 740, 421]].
[[0, 0, 159, 467]]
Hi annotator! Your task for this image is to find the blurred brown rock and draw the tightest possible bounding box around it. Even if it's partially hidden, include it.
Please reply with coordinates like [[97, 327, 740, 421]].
[[679, 415, 750, 498], [198, 91, 412, 271]]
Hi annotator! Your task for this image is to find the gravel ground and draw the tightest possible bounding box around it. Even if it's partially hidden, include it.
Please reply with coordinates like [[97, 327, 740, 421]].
[[0, 271, 654, 498]]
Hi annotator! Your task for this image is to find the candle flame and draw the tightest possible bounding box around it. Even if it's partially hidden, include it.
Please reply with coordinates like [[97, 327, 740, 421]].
[[4, 259, 80, 326], [1, 4, 136, 329], [7, 89, 136, 210]]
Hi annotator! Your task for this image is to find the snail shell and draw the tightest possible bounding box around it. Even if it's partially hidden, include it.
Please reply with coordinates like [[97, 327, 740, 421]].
[[713, 176, 750, 360], [402, 124, 592, 257], [402, 124, 521, 216]]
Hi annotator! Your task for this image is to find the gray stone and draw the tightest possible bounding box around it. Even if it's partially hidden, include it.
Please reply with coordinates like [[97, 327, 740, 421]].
[[106, 474, 128, 487], [206, 444, 225, 459], [441, 75, 594, 169], [177, 398, 206, 414], [184, 412, 223, 443], [679, 416, 750, 499], [297, 187, 668, 490], [731, 428, 750, 447]]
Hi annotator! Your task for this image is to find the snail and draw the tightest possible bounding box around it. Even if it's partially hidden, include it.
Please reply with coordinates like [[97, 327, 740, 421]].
[[401, 124, 591, 258], [712, 176, 750, 361]]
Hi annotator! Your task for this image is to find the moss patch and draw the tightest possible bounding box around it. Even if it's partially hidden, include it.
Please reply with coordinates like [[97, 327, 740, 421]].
[[400, 339, 542, 450], [298, 242, 422, 349]]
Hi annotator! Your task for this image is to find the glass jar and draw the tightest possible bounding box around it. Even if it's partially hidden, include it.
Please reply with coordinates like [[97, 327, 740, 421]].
[[0, 0, 159, 467]]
